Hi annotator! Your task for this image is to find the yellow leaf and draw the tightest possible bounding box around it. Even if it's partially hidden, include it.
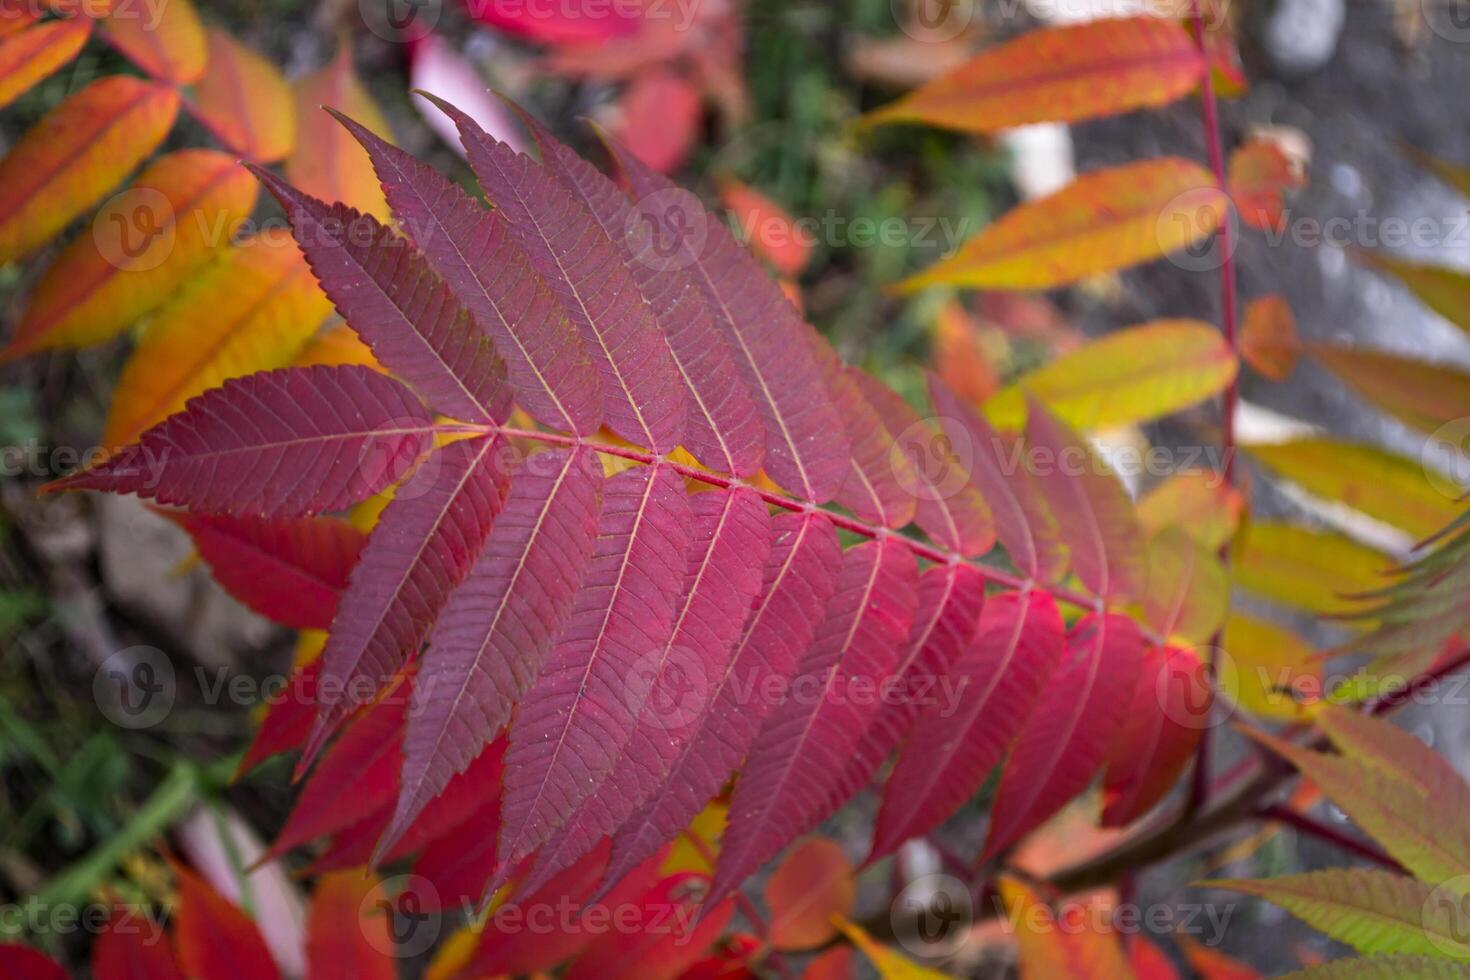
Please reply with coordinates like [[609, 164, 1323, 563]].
[[661, 799, 727, 877], [1309, 343, 1470, 436], [7, 150, 258, 357], [0, 76, 178, 266], [1246, 439, 1463, 541], [834, 916, 954, 979], [1355, 249, 1470, 340], [189, 27, 295, 163], [1137, 469, 1243, 551], [859, 17, 1204, 134], [293, 322, 385, 373], [1218, 614, 1322, 722], [983, 319, 1236, 430], [287, 42, 392, 220], [1231, 522, 1389, 618], [98, 0, 206, 85], [896, 158, 1226, 292], [1145, 526, 1229, 645], [103, 229, 332, 448], [0, 17, 90, 110]]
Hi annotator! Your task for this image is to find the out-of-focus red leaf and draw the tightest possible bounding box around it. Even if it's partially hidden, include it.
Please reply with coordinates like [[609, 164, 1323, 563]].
[[718, 177, 811, 277], [0, 944, 66, 980], [613, 67, 702, 174], [409, 34, 526, 157], [1176, 934, 1262, 979], [305, 872, 397, 980], [1101, 644, 1208, 827], [189, 27, 295, 162], [931, 299, 999, 404], [804, 945, 855, 980], [563, 873, 733, 980], [0, 4, 41, 36], [236, 659, 322, 779], [463, 0, 639, 44], [678, 933, 761, 979], [1228, 139, 1305, 231], [163, 511, 365, 629], [1240, 294, 1299, 381], [171, 861, 281, 980], [764, 838, 855, 950], [264, 687, 406, 860], [1130, 936, 1182, 979], [0, 76, 178, 267], [0, 17, 90, 110], [99, 0, 205, 84], [92, 905, 182, 980]]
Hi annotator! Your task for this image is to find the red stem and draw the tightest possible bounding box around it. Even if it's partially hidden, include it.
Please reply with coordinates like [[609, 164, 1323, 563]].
[[493, 426, 1111, 616], [1186, 6, 1241, 817], [1258, 804, 1404, 872]]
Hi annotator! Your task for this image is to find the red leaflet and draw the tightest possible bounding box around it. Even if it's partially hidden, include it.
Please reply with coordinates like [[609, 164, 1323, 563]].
[[235, 659, 321, 778], [853, 371, 994, 555], [462, 0, 638, 44], [0, 944, 65, 980], [928, 376, 1068, 580], [1101, 645, 1208, 827], [519, 109, 764, 477], [1023, 398, 1145, 601], [304, 872, 397, 980], [870, 589, 1063, 861], [497, 464, 693, 868], [562, 874, 734, 980], [267, 689, 405, 860], [425, 93, 687, 454], [388, 448, 603, 858], [163, 511, 364, 630], [602, 133, 850, 502], [303, 436, 513, 765], [170, 862, 280, 980], [603, 512, 843, 890], [518, 487, 772, 892], [1130, 936, 1183, 980], [837, 564, 985, 816], [91, 906, 180, 980], [712, 537, 919, 902], [981, 613, 1145, 860], [329, 110, 603, 436], [826, 357, 918, 530], [46, 366, 435, 518], [252, 168, 510, 425], [413, 812, 501, 913]]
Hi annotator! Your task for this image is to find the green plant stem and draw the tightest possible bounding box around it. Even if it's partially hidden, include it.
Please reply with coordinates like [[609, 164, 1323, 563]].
[[1186, 4, 1242, 819]]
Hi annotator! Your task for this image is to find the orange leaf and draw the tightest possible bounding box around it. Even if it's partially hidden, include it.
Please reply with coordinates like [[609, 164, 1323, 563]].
[[306, 872, 398, 980], [6, 149, 257, 357], [1228, 139, 1304, 231], [999, 878, 1134, 980], [860, 16, 1204, 134], [764, 838, 855, 951], [42, 0, 117, 15], [1239, 294, 1298, 380], [188, 27, 295, 163], [103, 229, 332, 448], [170, 861, 281, 980], [286, 43, 392, 220], [99, 0, 206, 84], [0, 17, 90, 110], [1137, 469, 1243, 551], [718, 177, 811, 277], [0, 4, 41, 37], [1129, 936, 1181, 979], [0, 75, 178, 265], [931, 299, 999, 404], [896, 158, 1226, 292], [294, 322, 385, 372]]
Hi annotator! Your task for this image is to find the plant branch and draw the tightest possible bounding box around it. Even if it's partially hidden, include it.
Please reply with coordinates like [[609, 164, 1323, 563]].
[[1186, 3, 1241, 819], [490, 425, 1118, 620], [1256, 804, 1404, 872]]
